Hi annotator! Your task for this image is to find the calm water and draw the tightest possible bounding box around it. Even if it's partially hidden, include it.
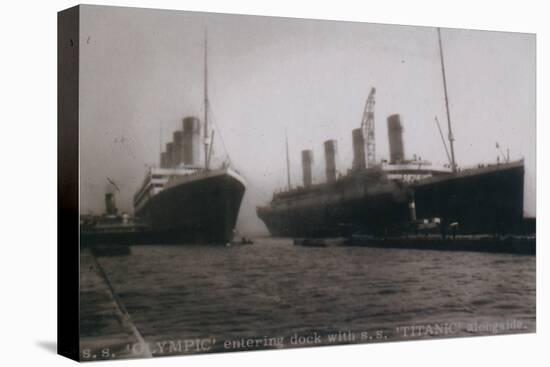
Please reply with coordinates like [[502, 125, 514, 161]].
[[96, 237, 535, 356]]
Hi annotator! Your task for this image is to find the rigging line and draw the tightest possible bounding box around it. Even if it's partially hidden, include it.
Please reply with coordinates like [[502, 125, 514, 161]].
[[210, 109, 271, 199], [200, 51, 235, 169], [106, 177, 120, 193], [206, 104, 270, 198], [207, 101, 234, 167], [207, 113, 270, 198], [203, 76, 264, 189], [434, 116, 453, 166], [204, 28, 209, 169]]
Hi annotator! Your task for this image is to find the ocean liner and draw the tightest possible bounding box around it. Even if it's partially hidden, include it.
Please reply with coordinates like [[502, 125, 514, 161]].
[[133, 37, 245, 244], [257, 29, 526, 237]]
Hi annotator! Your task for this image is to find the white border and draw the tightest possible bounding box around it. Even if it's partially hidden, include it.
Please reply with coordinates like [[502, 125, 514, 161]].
[[1, 0, 546, 366]]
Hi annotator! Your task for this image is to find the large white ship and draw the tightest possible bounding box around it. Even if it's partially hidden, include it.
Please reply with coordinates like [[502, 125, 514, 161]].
[[132, 36, 246, 244]]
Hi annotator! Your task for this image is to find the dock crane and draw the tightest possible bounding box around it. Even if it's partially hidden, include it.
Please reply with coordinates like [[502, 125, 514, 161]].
[[361, 87, 377, 168]]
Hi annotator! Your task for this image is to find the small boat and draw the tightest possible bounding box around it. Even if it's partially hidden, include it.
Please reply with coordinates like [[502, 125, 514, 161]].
[[230, 236, 254, 246], [240, 237, 254, 245], [294, 237, 348, 247]]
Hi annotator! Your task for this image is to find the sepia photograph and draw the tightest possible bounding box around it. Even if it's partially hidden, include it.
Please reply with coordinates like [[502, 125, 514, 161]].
[[58, 4, 535, 362]]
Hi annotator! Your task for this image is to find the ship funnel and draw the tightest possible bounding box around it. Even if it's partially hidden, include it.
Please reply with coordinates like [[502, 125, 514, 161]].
[[324, 139, 338, 183], [172, 131, 183, 167], [160, 151, 168, 168], [182, 117, 201, 165], [166, 142, 174, 168], [352, 128, 366, 170], [104, 193, 118, 216], [301, 149, 314, 188], [387, 114, 405, 164]]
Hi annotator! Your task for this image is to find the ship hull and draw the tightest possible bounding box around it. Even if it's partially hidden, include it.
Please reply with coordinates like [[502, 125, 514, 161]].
[[136, 170, 245, 244], [413, 161, 524, 234], [258, 170, 411, 237], [257, 161, 525, 237]]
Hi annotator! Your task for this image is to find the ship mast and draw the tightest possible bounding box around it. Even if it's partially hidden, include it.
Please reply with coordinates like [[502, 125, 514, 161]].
[[204, 30, 210, 169], [437, 27, 457, 172], [285, 128, 292, 190]]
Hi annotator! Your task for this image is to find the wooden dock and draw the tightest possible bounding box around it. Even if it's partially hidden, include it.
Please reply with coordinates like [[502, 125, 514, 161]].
[[79, 248, 151, 361], [292, 235, 535, 255], [349, 235, 535, 255]]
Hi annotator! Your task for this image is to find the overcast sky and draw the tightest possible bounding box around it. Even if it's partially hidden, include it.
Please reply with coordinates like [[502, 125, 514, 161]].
[[79, 5, 536, 233]]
